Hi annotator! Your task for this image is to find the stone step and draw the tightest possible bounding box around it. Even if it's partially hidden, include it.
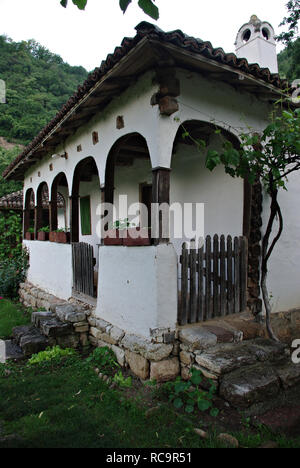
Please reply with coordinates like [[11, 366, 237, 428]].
[[219, 359, 300, 408], [12, 325, 50, 356], [31, 311, 55, 328], [1, 340, 24, 362], [194, 338, 287, 376], [39, 318, 73, 337]]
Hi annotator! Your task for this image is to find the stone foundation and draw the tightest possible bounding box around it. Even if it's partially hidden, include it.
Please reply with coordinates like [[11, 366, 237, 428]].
[[18, 281, 300, 391]]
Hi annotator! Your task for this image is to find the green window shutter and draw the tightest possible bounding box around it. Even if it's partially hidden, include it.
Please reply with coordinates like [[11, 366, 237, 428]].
[[80, 196, 91, 235]]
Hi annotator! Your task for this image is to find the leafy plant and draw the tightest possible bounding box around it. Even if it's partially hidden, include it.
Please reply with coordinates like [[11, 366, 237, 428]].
[[109, 218, 136, 230], [60, 0, 160, 20], [0, 247, 29, 299], [27, 227, 35, 234], [38, 226, 50, 233], [167, 368, 219, 417], [86, 347, 119, 374], [28, 346, 77, 365], [113, 370, 132, 388], [0, 211, 23, 260]]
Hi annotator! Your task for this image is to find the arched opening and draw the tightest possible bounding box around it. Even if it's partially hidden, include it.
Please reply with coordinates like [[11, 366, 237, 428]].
[[104, 133, 152, 237], [262, 27, 270, 40], [23, 188, 35, 239], [242, 29, 251, 43], [50, 172, 69, 232], [36, 182, 50, 240], [171, 120, 244, 254]]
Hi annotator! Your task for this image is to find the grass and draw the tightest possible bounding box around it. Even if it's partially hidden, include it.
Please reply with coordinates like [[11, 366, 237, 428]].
[[0, 299, 31, 339], [0, 299, 299, 448]]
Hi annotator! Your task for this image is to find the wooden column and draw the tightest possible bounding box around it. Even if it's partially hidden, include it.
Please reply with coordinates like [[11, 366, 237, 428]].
[[70, 195, 80, 244], [152, 167, 171, 245], [49, 198, 58, 232], [23, 208, 30, 238], [34, 204, 43, 240]]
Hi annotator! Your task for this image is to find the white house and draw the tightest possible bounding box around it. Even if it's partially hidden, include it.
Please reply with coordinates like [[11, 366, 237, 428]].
[[4, 17, 299, 341]]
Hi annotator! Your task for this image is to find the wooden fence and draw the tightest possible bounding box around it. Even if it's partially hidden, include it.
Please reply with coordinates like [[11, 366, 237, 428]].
[[72, 242, 95, 298], [178, 235, 248, 325]]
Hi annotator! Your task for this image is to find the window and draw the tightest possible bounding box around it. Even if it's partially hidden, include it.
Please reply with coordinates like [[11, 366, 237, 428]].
[[80, 196, 91, 235]]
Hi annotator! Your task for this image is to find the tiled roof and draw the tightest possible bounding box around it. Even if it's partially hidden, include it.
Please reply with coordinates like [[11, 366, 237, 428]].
[[3, 22, 289, 180], [0, 190, 65, 210]]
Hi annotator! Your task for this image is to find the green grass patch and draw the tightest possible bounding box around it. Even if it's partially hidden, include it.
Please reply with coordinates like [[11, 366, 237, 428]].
[[0, 299, 31, 339]]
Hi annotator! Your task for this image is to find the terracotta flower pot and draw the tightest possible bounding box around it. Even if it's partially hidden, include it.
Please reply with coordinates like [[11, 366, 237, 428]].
[[123, 228, 151, 246], [49, 231, 57, 243], [103, 229, 123, 246], [37, 231, 49, 241], [25, 232, 34, 241], [56, 232, 70, 244]]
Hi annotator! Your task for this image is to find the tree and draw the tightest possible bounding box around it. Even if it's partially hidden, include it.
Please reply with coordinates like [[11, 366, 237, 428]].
[[277, 0, 300, 44], [60, 0, 159, 20], [278, 38, 300, 80], [202, 107, 300, 341]]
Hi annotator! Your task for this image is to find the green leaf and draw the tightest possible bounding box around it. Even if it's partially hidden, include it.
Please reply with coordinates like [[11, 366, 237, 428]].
[[72, 0, 87, 10], [173, 398, 183, 409], [119, 0, 132, 13], [185, 404, 194, 413], [191, 373, 202, 386], [197, 399, 211, 411], [138, 0, 159, 20], [60, 0, 68, 7], [210, 407, 219, 417]]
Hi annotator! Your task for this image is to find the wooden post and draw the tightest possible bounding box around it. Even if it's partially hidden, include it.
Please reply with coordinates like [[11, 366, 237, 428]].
[[34, 205, 43, 240], [70, 195, 80, 243], [23, 208, 30, 238], [49, 199, 58, 232], [152, 167, 171, 245]]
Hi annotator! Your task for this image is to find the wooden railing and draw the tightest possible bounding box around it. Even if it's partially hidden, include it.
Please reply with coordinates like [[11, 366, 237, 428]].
[[178, 235, 248, 325], [72, 242, 95, 298]]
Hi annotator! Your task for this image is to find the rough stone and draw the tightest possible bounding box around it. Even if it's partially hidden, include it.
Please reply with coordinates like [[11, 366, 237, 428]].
[[19, 329, 49, 356], [150, 357, 180, 383], [179, 350, 193, 366], [202, 325, 236, 343], [275, 361, 300, 389], [31, 311, 54, 327], [125, 350, 149, 380], [99, 332, 117, 346], [217, 433, 239, 448], [40, 318, 72, 337], [95, 318, 110, 332], [181, 365, 192, 381], [110, 326, 125, 343], [88, 317, 96, 327], [121, 334, 173, 361], [112, 345, 125, 367], [80, 333, 89, 347], [179, 327, 217, 351], [3, 340, 24, 361], [90, 327, 102, 340], [74, 324, 89, 333], [219, 363, 280, 408], [56, 334, 80, 349], [55, 304, 86, 323], [13, 326, 35, 345], [195, 342, 257, 375]]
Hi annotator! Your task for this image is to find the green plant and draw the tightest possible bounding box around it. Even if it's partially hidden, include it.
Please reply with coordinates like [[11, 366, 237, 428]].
[[109, 218, 136, 230], [86, 347, 119, 374], [0, 247, 29, 299], [113, 371, 132, 388], [0, 211, 23, 260], [60, 0, 159, 20], [28, 227, 34, 233], [28, 346, 77, 365], [38, 226, 50, 233], [168, 368, 219, 417]]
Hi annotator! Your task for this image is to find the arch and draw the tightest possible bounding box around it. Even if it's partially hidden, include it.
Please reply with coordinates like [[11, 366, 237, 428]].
[[104, 133, 152, 231], [50, 172, 69, 232], [35, 182, 50, 238], [71, 156, 100, 243], [23, 188, 35, 238]]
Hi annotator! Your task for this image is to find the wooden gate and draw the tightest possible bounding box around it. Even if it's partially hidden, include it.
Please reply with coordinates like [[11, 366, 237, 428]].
[[178, 235, 248, 325], [72, 242, 95, 298]]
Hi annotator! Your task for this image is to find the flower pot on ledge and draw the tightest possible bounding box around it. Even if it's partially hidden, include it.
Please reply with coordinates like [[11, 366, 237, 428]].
[[56, 231, 70, 244], [25, 232, 34, 241], [49, 231, 57, 243], [37, 231, 49, 241], [123, 228, 151, 246], [103, 229, 123, 246]]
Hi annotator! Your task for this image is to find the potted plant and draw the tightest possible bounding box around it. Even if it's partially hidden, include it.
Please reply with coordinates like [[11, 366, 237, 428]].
[[103, 218, 130, 246], [123, 227, 151, 246], [25, 227, 35, 241], [56, 228, 70, 244], [37, 226, 50, 241]]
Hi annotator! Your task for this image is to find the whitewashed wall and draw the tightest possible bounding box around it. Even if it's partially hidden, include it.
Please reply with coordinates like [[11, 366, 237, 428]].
[[24, 240, 72, 300], [96, 244, 178, 338], [262, 172, 300, 313]]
